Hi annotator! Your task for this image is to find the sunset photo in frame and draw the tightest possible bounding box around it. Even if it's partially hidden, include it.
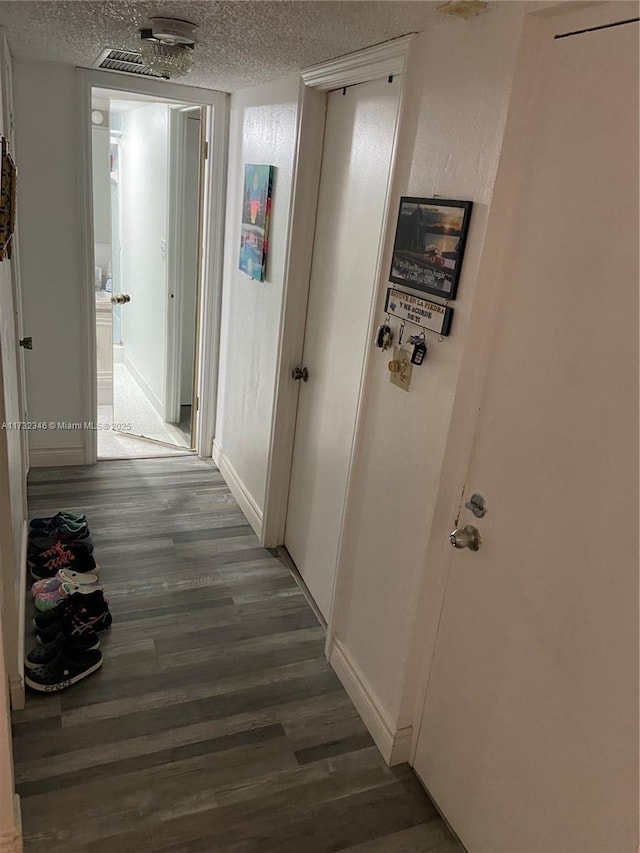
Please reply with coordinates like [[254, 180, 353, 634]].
[[389, 197, 473, 300]]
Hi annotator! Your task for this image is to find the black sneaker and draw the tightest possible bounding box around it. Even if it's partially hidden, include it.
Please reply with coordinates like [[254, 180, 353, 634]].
[[35, 589, 112, 644], [25, 630, 100, 670], [29, 541, 96, 581], [25, 648, 103, 693]]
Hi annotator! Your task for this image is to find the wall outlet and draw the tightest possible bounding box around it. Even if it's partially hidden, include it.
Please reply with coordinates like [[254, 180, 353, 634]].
[[389, 346, 412, 391]]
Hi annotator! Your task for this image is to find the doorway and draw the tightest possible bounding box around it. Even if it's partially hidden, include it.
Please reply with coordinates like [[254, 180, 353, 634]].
[[91, 88, 203, 458], [283, 76, 402, 620]]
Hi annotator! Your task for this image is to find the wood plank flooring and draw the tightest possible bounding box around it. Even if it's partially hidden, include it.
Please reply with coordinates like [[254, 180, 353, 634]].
[[12, 457, 462, 853]]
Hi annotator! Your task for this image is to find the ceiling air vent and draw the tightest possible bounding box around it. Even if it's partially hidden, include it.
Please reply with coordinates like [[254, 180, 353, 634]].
[[93, 48, 161, 78]]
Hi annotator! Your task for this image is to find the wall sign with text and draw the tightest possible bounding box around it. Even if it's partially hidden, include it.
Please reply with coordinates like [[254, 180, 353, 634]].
[[385, 287, 454, 337]]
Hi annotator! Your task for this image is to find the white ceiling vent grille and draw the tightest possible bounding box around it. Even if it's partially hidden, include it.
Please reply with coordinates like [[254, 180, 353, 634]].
[[93, 48, 161, 78]]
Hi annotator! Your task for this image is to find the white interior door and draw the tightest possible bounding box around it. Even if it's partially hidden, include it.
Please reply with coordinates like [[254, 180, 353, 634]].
[[284, 77, 400, 620], [414, 7, 639, 852]]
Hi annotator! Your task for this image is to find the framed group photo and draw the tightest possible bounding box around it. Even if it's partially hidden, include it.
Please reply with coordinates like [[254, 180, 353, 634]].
[[389, 197, 473, 300]]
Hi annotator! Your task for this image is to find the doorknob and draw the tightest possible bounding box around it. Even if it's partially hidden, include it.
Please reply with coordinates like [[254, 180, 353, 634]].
[[110, 293, 131, 305], [449, 524, 481, 551], [291, 366, 309, 382]]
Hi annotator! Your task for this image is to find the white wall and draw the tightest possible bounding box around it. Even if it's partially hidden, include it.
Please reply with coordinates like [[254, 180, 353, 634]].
[[214, 74, 300, 523], [13, 60, 87, 464], [118, 102, 169, 413], [331, 5, 526, 735]]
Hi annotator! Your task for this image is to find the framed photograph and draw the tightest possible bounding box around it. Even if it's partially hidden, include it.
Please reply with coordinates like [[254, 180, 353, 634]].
[[239, 164, 274, 282], [389, 197, 473, 300]]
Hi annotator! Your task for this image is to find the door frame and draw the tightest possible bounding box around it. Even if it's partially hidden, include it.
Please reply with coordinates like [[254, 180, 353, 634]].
[[77, 69, 229, 462], [165, 105, 203, 433], [404, 0, 639, 764], [260, 35, 413, 549]]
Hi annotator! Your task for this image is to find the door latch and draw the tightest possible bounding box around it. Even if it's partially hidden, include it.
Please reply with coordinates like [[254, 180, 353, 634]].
[[291, 366, 309, 382]]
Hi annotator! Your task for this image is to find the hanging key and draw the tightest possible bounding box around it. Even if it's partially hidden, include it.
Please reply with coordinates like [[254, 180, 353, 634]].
[[409, 334, 427, 365]]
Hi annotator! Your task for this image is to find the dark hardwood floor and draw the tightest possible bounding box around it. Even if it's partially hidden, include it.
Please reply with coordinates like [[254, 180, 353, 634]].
[[12, 457, 461, 852]]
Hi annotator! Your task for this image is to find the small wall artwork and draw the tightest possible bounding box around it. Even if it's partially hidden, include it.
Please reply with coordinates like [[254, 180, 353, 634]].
[[239, 164, 274, 282]]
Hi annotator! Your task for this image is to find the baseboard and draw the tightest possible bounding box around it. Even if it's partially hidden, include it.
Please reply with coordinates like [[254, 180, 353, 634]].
[[212, 439, 263, 539], [0, 814, 21, 853], [123, 355, 163, 417], [329, 636, 413, 766], [11, 521, 27, 712], [28, 447, 86, 468]]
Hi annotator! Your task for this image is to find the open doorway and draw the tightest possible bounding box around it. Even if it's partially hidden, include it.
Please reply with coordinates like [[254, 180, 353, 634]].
[[91, 87, 203, 458]]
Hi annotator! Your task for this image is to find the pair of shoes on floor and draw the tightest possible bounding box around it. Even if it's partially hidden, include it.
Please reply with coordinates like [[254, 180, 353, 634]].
[[28, 541, 96, 581], [28, 520, 92, 559], [25, 589, 112, 693], [29, 511, 86, 537], [32, 570, 101, 612]]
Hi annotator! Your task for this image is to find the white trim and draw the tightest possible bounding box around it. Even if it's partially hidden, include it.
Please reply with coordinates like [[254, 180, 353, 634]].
[[301, 35, 415, 90], [164, 106, 186, 425], [196, 96, 229, 459], [261, 35, 413, 550], [329, 637, 413, 766], [212, 439, 263, 539], [10, 520, 27, 712], [28, 446, 86, 468], [78, 71, 98, 465], [123, 354, 163, 417], [77, 69, 229, 462], [0, 827, 21, 853]]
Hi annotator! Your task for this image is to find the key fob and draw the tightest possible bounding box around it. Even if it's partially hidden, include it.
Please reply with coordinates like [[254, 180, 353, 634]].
[[410, 338, 427, 365]]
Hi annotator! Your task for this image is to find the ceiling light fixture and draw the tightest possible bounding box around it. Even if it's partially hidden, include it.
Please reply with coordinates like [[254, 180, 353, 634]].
[[436, 1, 489, 18], [139, 17, 198, 79]]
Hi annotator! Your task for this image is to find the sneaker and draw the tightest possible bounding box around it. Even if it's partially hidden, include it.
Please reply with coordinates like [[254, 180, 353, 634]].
[[25, 648, 103, 692], [25, 630, 100, 670], [29, 542, 96, 581], [31, 569, 100, 598], [35, 581, 102, 613], [35, 589, 112, 644], [28, 522, 92, 554], [29, 512, 86, 536]]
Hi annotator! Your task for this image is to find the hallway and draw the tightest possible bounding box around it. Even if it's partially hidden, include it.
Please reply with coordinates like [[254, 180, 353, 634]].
[[11, 457, 461, 852]]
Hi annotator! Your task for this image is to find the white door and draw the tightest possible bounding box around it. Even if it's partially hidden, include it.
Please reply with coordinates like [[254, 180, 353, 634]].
[[414, 6, 638, 852], [285, 77, 400, 620], [0, 34, 27, 708]]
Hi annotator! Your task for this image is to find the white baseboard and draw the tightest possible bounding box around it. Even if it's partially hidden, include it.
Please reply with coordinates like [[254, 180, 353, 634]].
[[212, 439, 263, 539], [11, 521, 27, 712], [0, 817, 21, 853], [123, 355, 163, 417], [329, 636, 413, 766], [28, 446, 86, 468]]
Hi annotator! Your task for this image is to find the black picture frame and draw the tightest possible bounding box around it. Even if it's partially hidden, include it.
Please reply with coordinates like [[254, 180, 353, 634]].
[[389, 196, 473, 300]]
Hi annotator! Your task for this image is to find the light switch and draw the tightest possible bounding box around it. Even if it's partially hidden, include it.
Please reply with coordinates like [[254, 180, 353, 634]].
[[388, 346, 412, 391]]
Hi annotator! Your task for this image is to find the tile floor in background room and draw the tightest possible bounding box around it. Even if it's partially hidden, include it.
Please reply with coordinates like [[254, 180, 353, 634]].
[[12, 456, 463, 853], [98, 363, 192, 458]]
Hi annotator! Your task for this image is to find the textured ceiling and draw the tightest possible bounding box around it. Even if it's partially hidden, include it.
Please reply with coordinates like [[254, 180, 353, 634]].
[[0, 1, 449, 92]]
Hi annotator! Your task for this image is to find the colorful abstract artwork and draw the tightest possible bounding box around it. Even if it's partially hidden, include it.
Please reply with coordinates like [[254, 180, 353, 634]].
[[239, 164, 274, 282]]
